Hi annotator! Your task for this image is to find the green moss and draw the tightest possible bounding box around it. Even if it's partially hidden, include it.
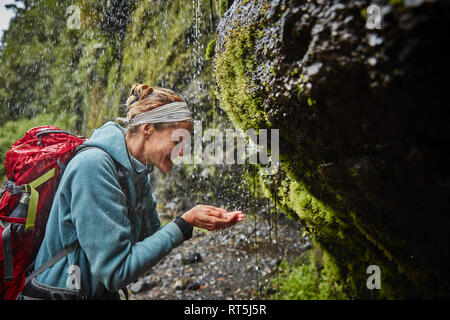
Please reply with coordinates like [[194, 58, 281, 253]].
[[205, 35, 216, 61], [360, 8, 367, 18], [119, 0, 196, 87], [215, 23, 270, 130], [389, 0, 407, 12], [269, 247, 347, 300], [290, 68, 299, 76], [390, 0, 403, 6], [269, 66, 276, 76], [307, 97, 316, 106], [219, 0, 229, 17]]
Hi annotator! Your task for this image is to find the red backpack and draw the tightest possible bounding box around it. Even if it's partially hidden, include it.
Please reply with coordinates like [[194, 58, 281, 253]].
[[0, 126, 87, 300]]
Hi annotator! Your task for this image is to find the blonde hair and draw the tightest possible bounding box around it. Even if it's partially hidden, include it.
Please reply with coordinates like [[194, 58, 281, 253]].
[[123, 83, 191, 134]]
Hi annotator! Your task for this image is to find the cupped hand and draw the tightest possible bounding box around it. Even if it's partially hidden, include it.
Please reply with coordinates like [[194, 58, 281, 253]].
[[181, 205, 245, 231]]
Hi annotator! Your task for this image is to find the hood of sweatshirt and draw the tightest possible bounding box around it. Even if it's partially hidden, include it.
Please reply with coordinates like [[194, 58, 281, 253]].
[[83, 121, 153, 177]]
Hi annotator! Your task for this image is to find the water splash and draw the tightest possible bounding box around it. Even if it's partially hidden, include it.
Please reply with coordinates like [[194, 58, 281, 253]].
[[273, 174, 280, 298], [252, 165, 259, 299]]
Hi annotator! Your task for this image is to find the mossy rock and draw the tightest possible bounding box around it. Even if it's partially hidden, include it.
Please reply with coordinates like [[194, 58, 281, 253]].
[[214, 0, 450, 299]]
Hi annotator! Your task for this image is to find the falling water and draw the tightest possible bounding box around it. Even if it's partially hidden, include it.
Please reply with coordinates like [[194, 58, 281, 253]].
[[273, 175, 280, 298], [252, 165, 259, 299]]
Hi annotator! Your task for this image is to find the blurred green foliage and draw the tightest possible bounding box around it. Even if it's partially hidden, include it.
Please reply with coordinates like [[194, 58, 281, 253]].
[[269, 248, 347, 300]]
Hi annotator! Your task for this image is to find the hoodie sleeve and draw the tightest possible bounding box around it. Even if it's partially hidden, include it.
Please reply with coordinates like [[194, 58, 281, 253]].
[[67, 149, 185, 291]]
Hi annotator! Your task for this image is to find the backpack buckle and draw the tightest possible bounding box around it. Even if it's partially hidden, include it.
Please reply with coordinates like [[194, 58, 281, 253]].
[[3, 180, 24, 196]]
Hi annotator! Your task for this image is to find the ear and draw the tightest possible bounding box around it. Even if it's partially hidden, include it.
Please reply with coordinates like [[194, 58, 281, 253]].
[[141, 123, 154, 138]]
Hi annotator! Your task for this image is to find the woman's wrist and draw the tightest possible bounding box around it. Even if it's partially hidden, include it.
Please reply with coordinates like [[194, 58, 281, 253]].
[[174, 215, 193, 240], [181, 211, 194, 225]]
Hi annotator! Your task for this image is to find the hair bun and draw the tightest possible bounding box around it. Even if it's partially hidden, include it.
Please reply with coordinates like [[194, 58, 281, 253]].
[[126, 83, 154, 108]]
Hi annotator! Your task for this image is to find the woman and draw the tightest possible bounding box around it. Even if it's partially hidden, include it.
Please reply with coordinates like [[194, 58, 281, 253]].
[[19, 84, 245, 300]]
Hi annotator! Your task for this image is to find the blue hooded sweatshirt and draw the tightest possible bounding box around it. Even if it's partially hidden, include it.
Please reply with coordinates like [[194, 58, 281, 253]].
[[33, 121, 186, 298]]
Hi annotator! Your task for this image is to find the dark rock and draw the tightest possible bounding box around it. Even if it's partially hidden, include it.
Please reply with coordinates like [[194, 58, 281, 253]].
[[186, 282, 201, 291], [129, 278, 158, 294], [259, 285, 276, 295], [129, 279, 146, 294], [182, 252, 203, 265], [215, 0, 450, 299], [234, 234, 248, 248]]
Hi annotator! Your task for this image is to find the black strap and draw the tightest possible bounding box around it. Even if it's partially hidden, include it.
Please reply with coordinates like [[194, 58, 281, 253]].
[[121, 287, 129, 300], [35, 129, 73, 137], [2, 224, 13, 282], [25, 241, 79, 286], [2, 223, 28, 282], [36, 130, 80, 146]]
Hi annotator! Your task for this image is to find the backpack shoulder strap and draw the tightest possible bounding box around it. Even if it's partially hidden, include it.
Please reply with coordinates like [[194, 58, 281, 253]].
[[25, 241, 78, 286]]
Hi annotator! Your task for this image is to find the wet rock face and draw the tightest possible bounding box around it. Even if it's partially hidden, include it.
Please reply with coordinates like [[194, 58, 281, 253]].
[[215, 0, 450, 298]]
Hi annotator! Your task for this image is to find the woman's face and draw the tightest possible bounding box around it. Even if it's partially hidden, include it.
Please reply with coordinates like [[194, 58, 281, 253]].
[[137, 121, 192, 173]]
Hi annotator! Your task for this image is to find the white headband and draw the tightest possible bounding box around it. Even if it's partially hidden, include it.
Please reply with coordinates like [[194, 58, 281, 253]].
[[117, 101, 193, 127]]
